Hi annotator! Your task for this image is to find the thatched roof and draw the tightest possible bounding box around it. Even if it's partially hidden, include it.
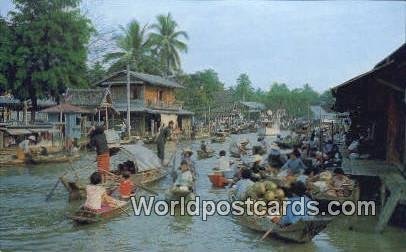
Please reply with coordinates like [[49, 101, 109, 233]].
[[94, 70, 184, 89]]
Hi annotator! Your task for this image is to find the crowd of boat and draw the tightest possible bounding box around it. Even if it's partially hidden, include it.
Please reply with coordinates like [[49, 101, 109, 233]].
[[20, 116, 371, 244]]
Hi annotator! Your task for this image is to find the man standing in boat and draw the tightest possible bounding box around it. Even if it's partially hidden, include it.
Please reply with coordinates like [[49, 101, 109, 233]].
[[156, 120, 174, 164], [89, 125, 110, 182]]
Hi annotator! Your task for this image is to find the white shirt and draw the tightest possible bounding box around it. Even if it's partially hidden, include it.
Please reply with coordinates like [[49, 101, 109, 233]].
[[84, 185, 106, 210], [218, 156, 230, 171], [175, 170, 193, 187], [18, 140, 30, 153]]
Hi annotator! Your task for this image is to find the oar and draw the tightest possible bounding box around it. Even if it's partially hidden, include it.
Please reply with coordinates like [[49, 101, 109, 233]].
[[104, 170, 158, 196], [45, 170, 70, 201], [260, 227, 273, 241], [113, 201, 131, 217]]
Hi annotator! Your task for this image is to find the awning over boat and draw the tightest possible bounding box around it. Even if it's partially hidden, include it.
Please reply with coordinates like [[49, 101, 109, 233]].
[[29, 128, 53, 133], [5, 129, 32, 135], [111, 143, 162, 172]]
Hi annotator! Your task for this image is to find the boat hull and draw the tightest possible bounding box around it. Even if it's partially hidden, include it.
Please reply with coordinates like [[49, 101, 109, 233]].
[[68, 202, 130, 225]]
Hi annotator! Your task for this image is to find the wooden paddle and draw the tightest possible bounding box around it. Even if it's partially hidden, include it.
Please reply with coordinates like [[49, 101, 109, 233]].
[[45, 171, 68, 201], [260, 227, 273, 241], [104, 170, 159, 196], [113, 201, 131, 217]]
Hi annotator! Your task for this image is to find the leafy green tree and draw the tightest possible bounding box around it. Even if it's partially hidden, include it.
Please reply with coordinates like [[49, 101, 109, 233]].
[[7, 0, 93, 120], [86, 61, 106, 84], [104, 19, 160, 74], [234, 73, 254, 101], [0, 18, 14, 94], [319, 89, 335, 110], [150, 13, 188, 76], [176, 69, 224, 113]]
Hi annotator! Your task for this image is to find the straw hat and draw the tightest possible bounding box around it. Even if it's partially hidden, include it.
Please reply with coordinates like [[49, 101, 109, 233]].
[[254, 154, 262, 162], [183, 147, 193, 154], [280, 149, 293, 155], [240, 139, 249, 145]]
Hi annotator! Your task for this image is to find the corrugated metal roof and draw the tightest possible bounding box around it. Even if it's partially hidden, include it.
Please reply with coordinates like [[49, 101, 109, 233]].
[[240, 101, 266, 111], [0, 96, 21, 105], [95, 70, 184, 89], [5, 129, 32, 135], [40, 103, 91, 114]]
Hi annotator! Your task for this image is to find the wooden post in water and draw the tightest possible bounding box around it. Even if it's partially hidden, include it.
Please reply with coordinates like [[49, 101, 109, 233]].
[[126, 64, 131, 138]]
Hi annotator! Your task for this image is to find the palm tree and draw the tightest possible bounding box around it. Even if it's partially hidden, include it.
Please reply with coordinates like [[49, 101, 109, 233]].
[[104, 19, 153, 72], [150, 13, 188, 76], [104, 20, 153, 137]]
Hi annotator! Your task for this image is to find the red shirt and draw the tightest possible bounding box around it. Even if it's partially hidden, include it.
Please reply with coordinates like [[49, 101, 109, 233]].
[[119, 179, 134, 198]]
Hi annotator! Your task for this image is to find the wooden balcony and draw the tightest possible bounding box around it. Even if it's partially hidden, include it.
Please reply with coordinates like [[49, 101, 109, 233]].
[[145, 100, 183, 110]]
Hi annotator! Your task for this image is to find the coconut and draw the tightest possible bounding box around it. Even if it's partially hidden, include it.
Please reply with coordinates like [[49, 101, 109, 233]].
[[253, 182, 266, 196], [275, 188, 285, 199], [245, 187, 257, 200], [264, 191, 276, 201], [264, 181, 278, 191], [246, 191, 257, 201]]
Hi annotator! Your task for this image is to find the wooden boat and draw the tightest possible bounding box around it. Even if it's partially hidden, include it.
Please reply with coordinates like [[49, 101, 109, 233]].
[[208, 172, 229, 188], [0, 156, 26, 167], [197, 149, 215, 159], [61, 144, 170, 200], [30, 153, 80, 164], [130, 167, 169, 185], [310, 182, 360, 211], [228, 190, 332, 243], [164, 185, 195, 202], [237, 214, 332, 243], [68, 201, 130, 225], [211, 136, 226, 143]]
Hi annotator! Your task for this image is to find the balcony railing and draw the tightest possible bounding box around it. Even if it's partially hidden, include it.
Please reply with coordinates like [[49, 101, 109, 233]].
[[146, 100, 183, 110]]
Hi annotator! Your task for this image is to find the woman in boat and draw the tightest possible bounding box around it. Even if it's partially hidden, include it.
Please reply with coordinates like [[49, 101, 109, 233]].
[[182, 148, 196, 178], [233, 168, 254, 200], [251, 153, 264, 181], [200, 140, 207, 153], [281, 149, 307, 175], [175, 160, 194, 190], [217, 150, 234, 178], [119, 171, 135, 200], [89, 126, 110, 182], [16, 135, 36, 161], [273, 181, 313, 226], [84, 172, 125, 211], [156, 121, 174, 164]]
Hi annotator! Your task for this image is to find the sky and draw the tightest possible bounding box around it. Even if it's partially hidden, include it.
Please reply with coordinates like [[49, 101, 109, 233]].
[[1, 0, 405, 92]]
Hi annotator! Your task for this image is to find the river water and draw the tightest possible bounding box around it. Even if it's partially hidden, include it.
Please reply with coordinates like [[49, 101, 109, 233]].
[[1, 133, 405, 251]]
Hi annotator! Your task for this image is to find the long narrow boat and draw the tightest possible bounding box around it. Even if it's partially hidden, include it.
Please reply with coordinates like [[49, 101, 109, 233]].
[[310, 182, 360, 212], [68, 201, 131, 225], [30, 153, 80, 165], [197, 150, 215, 160], [164, 186, 195, 202], [237, 214, 332, 243], [228, 190, 332, 243], [61, 143, 170, 200]]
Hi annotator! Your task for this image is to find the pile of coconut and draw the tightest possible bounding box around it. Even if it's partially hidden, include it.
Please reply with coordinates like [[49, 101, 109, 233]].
[[244, 181, 286, 202]]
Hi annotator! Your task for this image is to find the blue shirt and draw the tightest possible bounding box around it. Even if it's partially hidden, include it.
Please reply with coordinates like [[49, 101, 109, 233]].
[[235, 179, 254, 199], [280, 196, 313, 226], [281, 158, 307, 174]]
